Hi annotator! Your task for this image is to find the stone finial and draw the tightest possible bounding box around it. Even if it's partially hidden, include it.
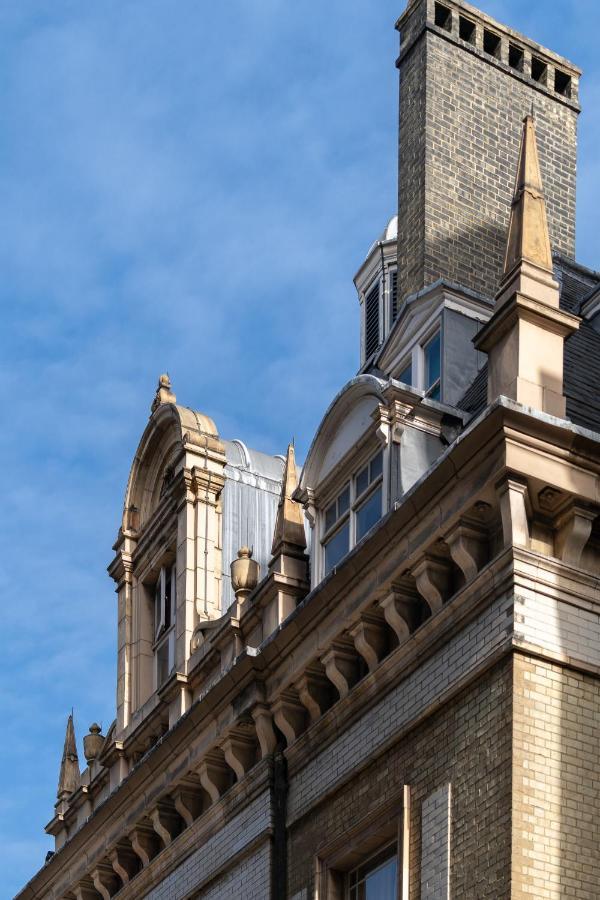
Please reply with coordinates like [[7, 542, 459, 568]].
[[151, 373, 177, 414], [56, 714, 80, 802], [230, 547, 260, 603], [271, 443, 307, 557], [502, 115, 553, 282], [83, 723, 105, 765], [474, 114, 579, 418]]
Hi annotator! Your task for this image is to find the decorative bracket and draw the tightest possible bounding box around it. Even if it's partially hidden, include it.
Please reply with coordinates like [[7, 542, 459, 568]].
[[109, 842, 139, 885], [251, 703, 278, 757], [272, 689, 307, 746], [128, 822, 160, 867], [445, 519, 488, 582], [321, 638, 359, 699], [349, 613, 387, 673], [149, 800, 181, 848], [496, 475, 530, 549], [378, 581, 420, 642], [221, 723, 258, 780], [91, 862, 119, 900], [412, 555, 451, 614], [295, 664, 332, 724], [555, 501, 597, 566], [197, 750, 230, 804]]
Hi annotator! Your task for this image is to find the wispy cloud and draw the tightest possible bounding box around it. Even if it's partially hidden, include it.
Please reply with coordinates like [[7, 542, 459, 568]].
[[0, 1, 597, 895]]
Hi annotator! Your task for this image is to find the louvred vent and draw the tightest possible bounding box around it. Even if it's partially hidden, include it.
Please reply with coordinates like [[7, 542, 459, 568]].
[[365, 282, 380, 359], [391, 271, 398, 321]]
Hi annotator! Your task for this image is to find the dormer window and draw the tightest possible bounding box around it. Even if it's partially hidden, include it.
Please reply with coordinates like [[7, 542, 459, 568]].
[[423, 330, 441, 400], [323, 485, 351, 574], [154, 564, 176, 687], [322, 450, 384, 576], [355, 451, 383, 541]]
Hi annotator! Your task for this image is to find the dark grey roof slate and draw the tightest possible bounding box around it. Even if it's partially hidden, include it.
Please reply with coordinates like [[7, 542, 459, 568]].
[[457, 257, 600, 432]]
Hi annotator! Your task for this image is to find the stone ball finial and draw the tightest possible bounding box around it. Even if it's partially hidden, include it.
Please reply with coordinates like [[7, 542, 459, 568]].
[[83, 723, 105, 764], [230, 546, 260, 603], [158, 373, 171, 388]]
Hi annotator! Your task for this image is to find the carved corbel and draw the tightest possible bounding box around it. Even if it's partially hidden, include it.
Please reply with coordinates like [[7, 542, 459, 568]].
[[272, 689, 307, 746], [149, 800, 181, 849], [378, 581, 420, 643], [373, 404, 392, 446], [172, 777, 205, 827], [445, 519, 488, 582], [349, 613, 387, 673], [295, 664, 332, 723], [128, 822, 160, 867], [321, 638, 359, 699], [91, 862, 119, 900], [109, 842, 139, 885], [412, 555, 451, 614], [73, 879, 101, 900], [251, 703, 278, 757], [197, 749, 231, 803], [221, 723, 258, 780], [555, 502, 597, 566], [496, 475, 530, 549]]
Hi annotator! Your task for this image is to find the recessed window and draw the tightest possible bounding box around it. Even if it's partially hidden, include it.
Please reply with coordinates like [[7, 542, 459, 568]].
[[434, 2, 452, 32], [324, 485, 351, 574], [365, 281, 380, 360], [531, 56, 548, 85], [154, 564, 176, 687], [348, 844, 398, 899], [483, 29, 501, 59], [322, 451, 384, 575], [555, 69, 572, 98], [398, 361, 412, 387], [423, 331, 441, 400], [509, 43, 524, 72], [459, 16, 476, 45]]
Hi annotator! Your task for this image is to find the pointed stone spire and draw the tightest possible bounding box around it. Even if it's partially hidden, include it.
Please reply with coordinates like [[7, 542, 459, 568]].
[[502, 115, 553, 279], [475, 115, 579, 418], [56, 714, 80, 803], [271, 443, 306, 558]]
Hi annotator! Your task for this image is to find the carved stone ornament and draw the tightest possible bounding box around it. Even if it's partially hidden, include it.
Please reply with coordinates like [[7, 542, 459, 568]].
[[230, 546, 260, 602]]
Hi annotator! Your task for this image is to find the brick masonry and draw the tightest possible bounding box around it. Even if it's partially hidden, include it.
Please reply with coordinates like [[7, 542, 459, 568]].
[[397, 1, 579, 303], [421, 784, 451, 899], [287, 591, 513, 823], [143, 791, 271, 900], [513, 655, 600, 899], [287, 656, 513, 899]]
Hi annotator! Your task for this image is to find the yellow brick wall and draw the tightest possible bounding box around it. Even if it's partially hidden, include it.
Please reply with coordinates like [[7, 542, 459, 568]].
[[512, 655, 600, 899]]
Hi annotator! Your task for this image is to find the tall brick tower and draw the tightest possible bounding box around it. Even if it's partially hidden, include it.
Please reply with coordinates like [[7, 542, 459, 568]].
[[396, 0, 581, 303]]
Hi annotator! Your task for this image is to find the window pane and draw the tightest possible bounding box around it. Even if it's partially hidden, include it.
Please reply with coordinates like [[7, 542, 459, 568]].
[[356, 465, 369, 497], [398, 363, 412, 386], [429, 382, 441, 401], [370, 450, 383, 481], [356, 486, 382, 541], [365, 857, 397, 899], [324, 521, 350, 574], [338, 485, 350, 516], [325, 501, 337, 532], [424, 331, 441, 390]]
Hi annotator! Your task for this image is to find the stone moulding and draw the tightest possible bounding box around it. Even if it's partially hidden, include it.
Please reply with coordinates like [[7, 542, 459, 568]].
[[26, 397, 600, 900]]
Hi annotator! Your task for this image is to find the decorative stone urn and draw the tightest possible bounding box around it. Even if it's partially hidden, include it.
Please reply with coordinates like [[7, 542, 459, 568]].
[[230, 547, 260, 603], [83, 724, 104, 765]]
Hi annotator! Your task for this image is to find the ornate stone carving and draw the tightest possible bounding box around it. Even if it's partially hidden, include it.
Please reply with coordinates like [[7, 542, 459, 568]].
[[251, 703, 278, 757], [412, 555, 451, 614], [272, 689, 306, 746], [197, 750, 230, 804], [349, 613, 387, 673], [321, 639, 359, 699]]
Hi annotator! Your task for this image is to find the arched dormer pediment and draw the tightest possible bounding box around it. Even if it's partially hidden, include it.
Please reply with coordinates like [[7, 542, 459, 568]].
[[122, 402, 223, 533], [299, 375, 386, 497]]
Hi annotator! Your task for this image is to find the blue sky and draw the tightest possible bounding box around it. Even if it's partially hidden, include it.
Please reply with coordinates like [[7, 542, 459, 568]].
[[1, 1, 597, 894]]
